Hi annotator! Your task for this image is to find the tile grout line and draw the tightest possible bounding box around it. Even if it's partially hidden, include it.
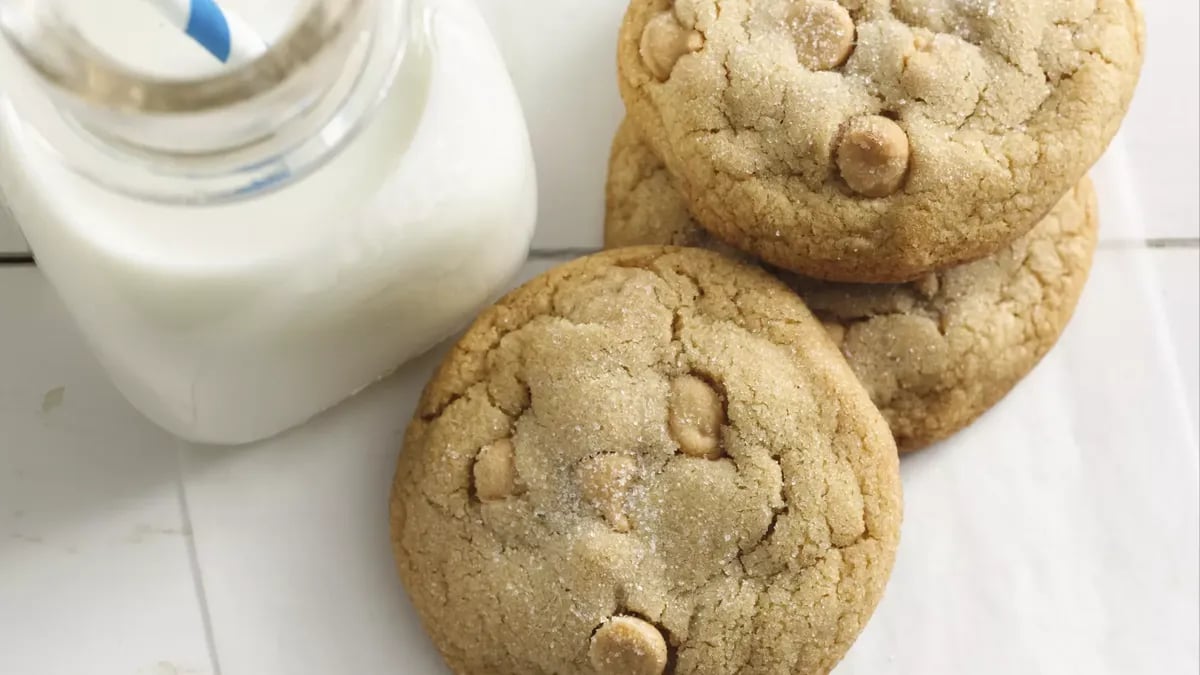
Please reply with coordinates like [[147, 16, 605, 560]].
[[173, 444, 225, 675], [1, 238, 1198, 266], [527, 247, 603, 259], [1097, 237, 1200, 250], [528, 239, 1200, 257]]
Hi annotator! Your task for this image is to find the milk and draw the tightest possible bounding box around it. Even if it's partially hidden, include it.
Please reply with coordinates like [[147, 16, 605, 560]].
[[0, 0, 537, 443]]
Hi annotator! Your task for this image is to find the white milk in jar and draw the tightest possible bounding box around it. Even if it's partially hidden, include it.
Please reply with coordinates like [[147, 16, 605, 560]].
[[0, 0, 536, 443]]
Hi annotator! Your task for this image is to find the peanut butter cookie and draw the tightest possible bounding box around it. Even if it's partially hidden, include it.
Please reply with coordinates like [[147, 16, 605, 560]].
[[390, 247, 902, 674], [617, 0, 1138, 281], [606, 121, 1098, 451]]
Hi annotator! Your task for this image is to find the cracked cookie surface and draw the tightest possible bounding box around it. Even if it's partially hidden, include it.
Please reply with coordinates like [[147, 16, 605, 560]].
[[606, 121, 1098, 451], [390, 247, 902, 674], [617, 0, 1138, 281]]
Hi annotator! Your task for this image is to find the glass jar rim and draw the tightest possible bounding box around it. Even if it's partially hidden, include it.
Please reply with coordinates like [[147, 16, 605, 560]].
[[0, 0, 366, 114]]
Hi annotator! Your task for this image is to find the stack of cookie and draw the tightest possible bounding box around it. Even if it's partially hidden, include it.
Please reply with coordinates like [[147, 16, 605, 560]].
[[388, 1, 1144, 673], [607, 0, 1145, 452]]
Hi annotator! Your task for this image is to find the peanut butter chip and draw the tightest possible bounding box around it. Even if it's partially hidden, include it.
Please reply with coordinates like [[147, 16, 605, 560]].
[[899, 49, 940, 98], [668, 375, 725, 459], [913, 272, 940, 298], [788, 0, 856, 71], [836, 115, 911, 198], [579, 454, 638, 532], [640, 11, 704, 81], [589, 616, 669, 675], [474, 439, 519, 501], [822, 321, 847, 347]]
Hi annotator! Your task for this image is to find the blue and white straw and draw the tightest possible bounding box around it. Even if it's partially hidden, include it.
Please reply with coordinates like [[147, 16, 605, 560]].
[[143, 0, 267, 64]]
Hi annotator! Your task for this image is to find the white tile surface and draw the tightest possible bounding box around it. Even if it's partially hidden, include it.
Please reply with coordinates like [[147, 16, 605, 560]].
[[171, 250, 1200, 675], [1090, 136, 1156, 243], [1117, 0, 1200, 240], [474, 0, 628, 251], [177, 363, 450, 675], [1151, 249, 1199, 435], [0, 183, 26, 256], [0, 269, 213, 675], [840, 248, 1199, 675]]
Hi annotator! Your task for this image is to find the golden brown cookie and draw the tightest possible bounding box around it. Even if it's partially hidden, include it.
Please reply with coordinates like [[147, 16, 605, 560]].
[[391, 247, 902, 674], [617, 0, 1139, 281], [606, 121, 1099, 451]]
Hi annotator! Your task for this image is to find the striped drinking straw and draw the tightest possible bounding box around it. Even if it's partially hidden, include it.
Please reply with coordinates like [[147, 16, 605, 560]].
[[142, 0, 267, 64]]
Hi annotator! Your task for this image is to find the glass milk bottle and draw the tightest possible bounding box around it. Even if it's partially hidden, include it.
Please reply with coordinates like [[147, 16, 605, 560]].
[[0, 0, 537, 444]]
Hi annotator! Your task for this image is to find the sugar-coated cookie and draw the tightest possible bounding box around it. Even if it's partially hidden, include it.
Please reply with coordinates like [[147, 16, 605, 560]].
[[391, 247, 902, 674], [617, 0, 1138, 281]]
